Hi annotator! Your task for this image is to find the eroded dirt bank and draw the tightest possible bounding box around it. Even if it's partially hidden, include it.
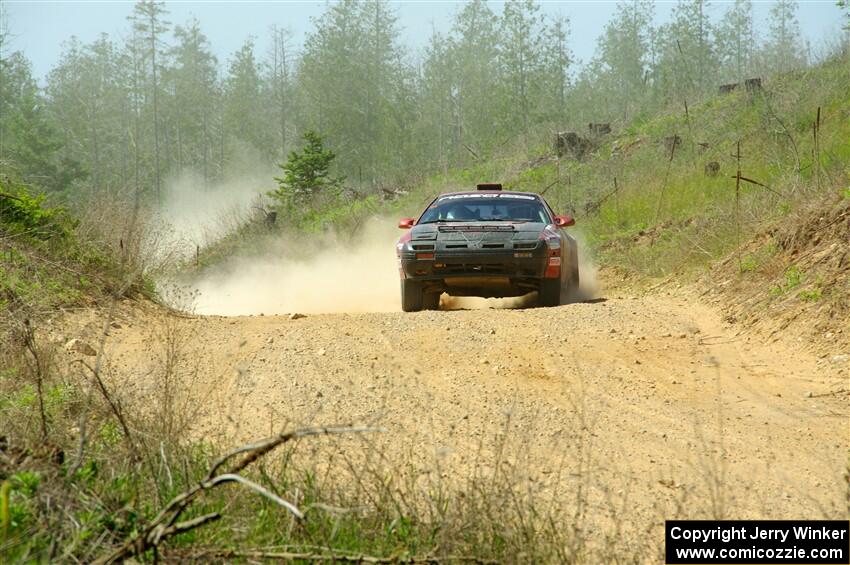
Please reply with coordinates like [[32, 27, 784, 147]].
[[54, 286, 848, 545]]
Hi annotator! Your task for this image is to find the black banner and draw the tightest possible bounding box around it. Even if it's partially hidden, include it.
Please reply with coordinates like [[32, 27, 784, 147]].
[[666, 520, 850, 564]]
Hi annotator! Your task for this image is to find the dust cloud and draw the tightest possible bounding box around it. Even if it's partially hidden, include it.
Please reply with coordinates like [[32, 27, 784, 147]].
[[190, 219, 401, 315], [156, 153, 277, 254], [572, 232, 600, 301]]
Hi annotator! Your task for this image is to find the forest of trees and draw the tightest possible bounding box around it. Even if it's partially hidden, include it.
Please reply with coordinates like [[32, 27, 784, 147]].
[[0, 0, 842, 205]]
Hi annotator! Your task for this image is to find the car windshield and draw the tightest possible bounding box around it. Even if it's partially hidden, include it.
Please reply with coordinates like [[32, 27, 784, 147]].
[[418, 195, 550, 224]]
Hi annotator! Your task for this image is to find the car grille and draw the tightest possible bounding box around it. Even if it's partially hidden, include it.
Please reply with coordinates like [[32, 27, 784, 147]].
[[438, 242, 537, 250], [434, 263, 538, 277]]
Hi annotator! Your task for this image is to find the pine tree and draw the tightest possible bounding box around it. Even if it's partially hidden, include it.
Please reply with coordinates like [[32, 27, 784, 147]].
[[1, 52, 84, 192], [267, 25, 295, 161], [298, 0, 407, 185], [593, 0, 654, 120], [499, 0, 545, 139], [540, 15, 572, 125], [223, 39, 268, 159], [168, 19, 218, 179], [128, 0, 169, 201], [446, 0, 500, 156], [46, 34, 128, 194], [653, 0, 717, 103], [715, 0, 755, 83], [418, 29, 456, 172], [270, 130, 344, 205], [764, 0, 804, 73]]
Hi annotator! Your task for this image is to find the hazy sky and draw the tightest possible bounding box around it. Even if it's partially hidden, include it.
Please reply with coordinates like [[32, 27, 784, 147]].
[[4, 1, 846, 82]]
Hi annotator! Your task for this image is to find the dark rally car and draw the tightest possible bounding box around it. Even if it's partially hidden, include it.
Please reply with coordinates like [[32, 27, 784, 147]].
[[396, 183, 579, 312]]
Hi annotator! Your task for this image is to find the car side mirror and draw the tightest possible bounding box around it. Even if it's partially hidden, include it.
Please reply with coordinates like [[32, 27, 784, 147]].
[[398, 217, 415, 229], [554, 215, 575, 228]]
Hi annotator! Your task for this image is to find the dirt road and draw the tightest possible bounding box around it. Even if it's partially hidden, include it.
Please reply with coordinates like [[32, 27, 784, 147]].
[[59, 286, 848, 539]]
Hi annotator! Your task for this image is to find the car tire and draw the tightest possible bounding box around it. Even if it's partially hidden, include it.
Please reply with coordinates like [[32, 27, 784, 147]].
[[423, 291, 441, 310], [401, 280, 424, 312], [538, 279, 561, 307]]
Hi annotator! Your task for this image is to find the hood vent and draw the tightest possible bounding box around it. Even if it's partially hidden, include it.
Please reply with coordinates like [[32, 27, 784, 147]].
[[438, 225, 515, 232]]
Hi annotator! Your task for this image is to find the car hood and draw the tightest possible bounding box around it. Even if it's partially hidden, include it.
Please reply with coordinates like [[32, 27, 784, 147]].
[[408, 221, 547, 242]]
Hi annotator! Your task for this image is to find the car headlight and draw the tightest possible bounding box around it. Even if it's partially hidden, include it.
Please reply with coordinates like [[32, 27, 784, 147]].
[[539, 226, 561, 252]]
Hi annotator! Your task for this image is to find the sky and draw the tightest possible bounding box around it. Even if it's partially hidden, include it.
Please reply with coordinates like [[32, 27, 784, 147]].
[[3, 1, 846, 82]]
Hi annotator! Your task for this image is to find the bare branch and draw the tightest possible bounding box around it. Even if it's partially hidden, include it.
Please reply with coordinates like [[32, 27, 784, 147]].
[[206, 425, 386, 479], [157, 512, 221, 539], [92, 425, 384, 565], [206, 473, 303, 519]]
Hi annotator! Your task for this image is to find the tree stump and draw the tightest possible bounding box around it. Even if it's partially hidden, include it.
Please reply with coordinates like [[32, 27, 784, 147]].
[[662, 135, 682, 154], [266, 210, 277, 227], [588, 122, 611, 136], [556, 132, 591, 160], [745, 77, 762, 93]]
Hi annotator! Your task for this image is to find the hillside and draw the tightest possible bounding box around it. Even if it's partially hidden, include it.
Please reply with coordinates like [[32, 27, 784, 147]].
[[388, 53, 849, 275]]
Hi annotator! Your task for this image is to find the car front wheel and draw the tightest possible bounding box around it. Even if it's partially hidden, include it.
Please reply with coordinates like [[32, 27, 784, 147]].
[[401, 279, 424, 312], [423, 291, 441, 310], [538, 279, 561, 307]]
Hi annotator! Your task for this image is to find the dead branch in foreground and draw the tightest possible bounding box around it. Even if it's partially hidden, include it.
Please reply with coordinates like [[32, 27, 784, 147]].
[[92, 425, 384, 565]]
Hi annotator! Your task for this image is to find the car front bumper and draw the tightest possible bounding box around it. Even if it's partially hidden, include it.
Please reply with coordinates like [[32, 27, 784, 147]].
[[399, 248, 552, 297]]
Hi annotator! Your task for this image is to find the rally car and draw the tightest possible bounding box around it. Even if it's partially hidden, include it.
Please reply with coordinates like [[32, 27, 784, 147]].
[[396, 183, 579, 312]]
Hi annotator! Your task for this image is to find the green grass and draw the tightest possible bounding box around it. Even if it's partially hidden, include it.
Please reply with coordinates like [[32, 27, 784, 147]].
[[0, 171, 141, 310], [770, 265, 806, 297], [798, 288, 822, 302]]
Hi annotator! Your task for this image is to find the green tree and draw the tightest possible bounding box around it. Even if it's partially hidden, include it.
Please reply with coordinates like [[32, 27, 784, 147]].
[[223, 39, 268, 158], [499, 0, 545, 138], [271, 131, 344, 206], [446, 0, 500, 156], [297, 0, 408, 185], [128, 0, 170, 200], [266, 25, 295, 161], [539, 15, 572, 125], [764, 0, 805, 73], [46, 34, 128, 194], [715, 0, 755, 83], [654, 0, 717, 102], [591, 0, 655, 120], [1, 51, 85, 193], [166, 19, 219, 179], [418, 29, 456, 172]]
